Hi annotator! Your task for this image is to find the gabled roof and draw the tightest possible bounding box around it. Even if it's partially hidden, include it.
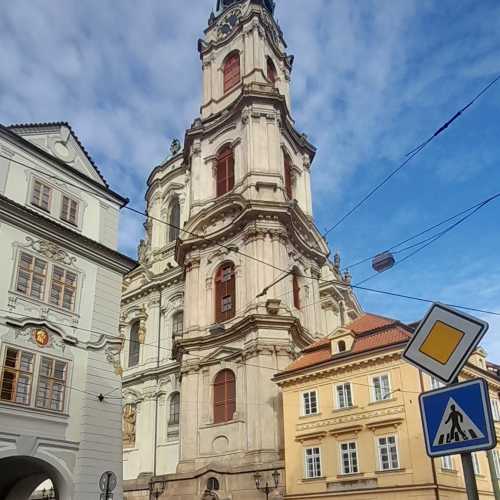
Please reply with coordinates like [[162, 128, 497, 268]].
[[7, 121, 109, 188], [278, 313, 413, 377]]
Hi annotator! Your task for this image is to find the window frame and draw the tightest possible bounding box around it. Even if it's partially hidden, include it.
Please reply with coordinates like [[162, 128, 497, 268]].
[[128, 321, 141, 368], [215, 146, 235, 198], [491, 398, 500, 421], [371, 373, 391, 402], [335, 382, 353, 409], [214, 262, 236, 323], [301, 389, 319, 416], [304, 446, 322, 479], [223, 51, 241, 94], [48, 265, 78, 312], [213, 369, 236, 424], [284, 153, 293, 199], [60, 194, 80, 226], [472, 452, 481, 475], [30, 179, 53, 212], [376, 434, 400, 471], [15, 252, 48, 302], [35, 356, 68, 412], [266, 57, 277, 86], [492, 450, 500, 479], [168, 197, 181, 242], [169, 392, 180, 425], [441, 455, 454, 471], [339, 441, 359, 475], [292, 272, 301, 309]]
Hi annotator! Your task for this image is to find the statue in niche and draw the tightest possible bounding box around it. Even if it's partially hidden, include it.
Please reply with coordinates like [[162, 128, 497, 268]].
[[123, 404, 137, 447]]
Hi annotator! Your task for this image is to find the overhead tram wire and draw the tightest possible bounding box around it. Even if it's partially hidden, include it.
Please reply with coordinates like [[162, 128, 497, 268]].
[[322, 73, 500, 238], [354, 193, 500, 286], [4, 154, 500, 318]]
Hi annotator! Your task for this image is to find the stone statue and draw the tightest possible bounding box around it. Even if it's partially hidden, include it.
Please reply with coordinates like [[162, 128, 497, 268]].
[[123, 404, 136, 446], [170, 138, 181, 156]]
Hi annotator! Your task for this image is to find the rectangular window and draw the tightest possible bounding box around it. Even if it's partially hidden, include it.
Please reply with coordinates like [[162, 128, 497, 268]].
[[60, 195, 79, 225], [49, 266, 77, 311], [31, 180, 52, 211], [441, 455, 453, 470], [304, 447, 322, 478], [36, 357, 67, 411], [491, 399, 500, 421], [16, 253, 48, 301], [431, 376, 444, 390], [302, 390, 318, 416], [472, 453, 480, 475], [0, 348, 34, 405], [372, 374, 391, 401], [493, 450, 500, 479], [340, 441, 358, 474], [378, 435, 399, 471], [336, 383, 353, 409]]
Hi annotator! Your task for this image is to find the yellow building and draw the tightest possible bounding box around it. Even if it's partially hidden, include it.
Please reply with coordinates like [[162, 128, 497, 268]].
[[274, 313, 500, 499]]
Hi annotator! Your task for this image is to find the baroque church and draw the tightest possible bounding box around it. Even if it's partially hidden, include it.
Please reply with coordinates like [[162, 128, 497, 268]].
[[120, 0, 361, 498]]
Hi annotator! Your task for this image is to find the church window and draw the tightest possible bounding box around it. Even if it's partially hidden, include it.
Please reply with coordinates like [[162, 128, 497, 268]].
[[267, 57, 277, 85], [216, 146, 235, 197], [207, 477, 220, 491], [215, 262, 236, 323], [284, 153, 293, 199], [172, 311, 184, 338], [169, 392, 180, 425], [213, 369, 236, 423], [60, 195, 79, 226], [292, 272, 300, 309], [128, 322, 141, 368], [223, 51, 240, 93], [169, 197, 181, 242], [31, 179, 52, 212]]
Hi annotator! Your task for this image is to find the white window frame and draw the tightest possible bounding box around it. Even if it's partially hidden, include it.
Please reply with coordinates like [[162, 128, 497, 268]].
[[335, 382, 353, 409], [430, 376, 444, 390], [472, 453, 480, 475], [371, 373, 391, 402], [301, 390, 319, 416], [441, 455, 453, 470], [60, 194, 80, 226], [13, 250, 80, 314], [30, 179, 53, 212], [339, 441, 359, 475], [492, 450, 500, 479], [376, 435, 400, 471], [304, 446, 322, 479], [491, 399, 500, 421], [0, 344, 71, 414]]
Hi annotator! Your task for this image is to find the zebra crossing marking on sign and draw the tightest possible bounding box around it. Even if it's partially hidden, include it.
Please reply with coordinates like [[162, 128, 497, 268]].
[[419, 378, 496, 457]]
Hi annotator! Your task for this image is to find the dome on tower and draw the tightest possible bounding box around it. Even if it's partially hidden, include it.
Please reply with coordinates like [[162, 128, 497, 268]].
[[216, 0, 275, 15]]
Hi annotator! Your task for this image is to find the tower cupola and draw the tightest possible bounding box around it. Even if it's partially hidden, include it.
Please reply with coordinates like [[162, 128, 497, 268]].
[[216, 0, 275, 16]]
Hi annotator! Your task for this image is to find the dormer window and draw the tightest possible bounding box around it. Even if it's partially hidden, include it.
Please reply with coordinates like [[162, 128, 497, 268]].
[[338, 340, 346, 352], [223, 52, 240, 94], [267, 57, 277, 86]]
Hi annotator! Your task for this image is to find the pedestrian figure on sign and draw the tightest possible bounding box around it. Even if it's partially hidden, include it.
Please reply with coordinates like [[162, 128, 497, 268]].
[[446, 404, 468, 442]]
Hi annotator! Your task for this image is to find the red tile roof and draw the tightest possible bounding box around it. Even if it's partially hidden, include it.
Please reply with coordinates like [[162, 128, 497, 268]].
[[280, 313, 412, 376]]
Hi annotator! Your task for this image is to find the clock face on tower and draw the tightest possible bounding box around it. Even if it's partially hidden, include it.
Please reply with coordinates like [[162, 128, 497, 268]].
[[217, 7, 242, 39]]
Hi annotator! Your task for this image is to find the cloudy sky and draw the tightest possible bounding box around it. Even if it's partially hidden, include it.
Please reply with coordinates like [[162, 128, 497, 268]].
[[1, 1, 499, 357]]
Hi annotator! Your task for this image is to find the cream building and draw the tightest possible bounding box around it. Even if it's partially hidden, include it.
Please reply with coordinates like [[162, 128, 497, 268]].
[[274, 313, 500, 499], [121, 0, 361, 498], [0, 122, 135, 499]]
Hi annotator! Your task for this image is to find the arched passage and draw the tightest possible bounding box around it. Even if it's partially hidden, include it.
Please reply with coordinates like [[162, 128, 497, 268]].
[[0, 455, 71, 500]]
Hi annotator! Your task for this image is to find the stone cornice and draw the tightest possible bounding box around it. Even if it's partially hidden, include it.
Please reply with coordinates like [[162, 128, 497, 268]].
[[0, 194, 137, 275]]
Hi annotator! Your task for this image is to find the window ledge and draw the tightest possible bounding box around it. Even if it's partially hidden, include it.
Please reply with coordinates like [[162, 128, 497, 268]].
[[0, 401, 70, 422], [124, 446, 138, 453], [333, 405, 357, 413], [369, 397, 397, 406], [375, 468, 405, 474], [440, 469, 458, 475], [299, 413, 322, 420], [301, 477, 326, 483], [200, 418, 244, 430], [8, 291, 79, 320]]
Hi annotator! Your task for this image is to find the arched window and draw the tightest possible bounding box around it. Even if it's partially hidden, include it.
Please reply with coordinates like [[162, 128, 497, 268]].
[[267, 57, 277, 85], [338, 340, 346, 352], [284, 153, 293, 199], [128, 322, 140, 367], [172, 311, 184, 338], [213, 369, 236, 423], [207, 477, 220, 491], [169, 392, 180, 425], [215, 262, 236, 323], [216, 146, 235, 197], [292, 272, 301, 309], [223, 52, 241, 94], [169, 197, 180, 242]]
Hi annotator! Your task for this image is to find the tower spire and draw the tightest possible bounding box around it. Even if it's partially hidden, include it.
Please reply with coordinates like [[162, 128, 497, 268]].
[[216, 0, 275, 15]]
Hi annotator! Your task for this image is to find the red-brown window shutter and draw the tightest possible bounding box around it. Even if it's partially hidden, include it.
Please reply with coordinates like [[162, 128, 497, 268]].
[[215, 263, 236, 323], [214, 369, 236, 424], [223, 52, 241, 94], [216, 147, 235, 197], [267, 58, 277, 85], [284, 155, 293, 199], [293, 273, 301, 309]]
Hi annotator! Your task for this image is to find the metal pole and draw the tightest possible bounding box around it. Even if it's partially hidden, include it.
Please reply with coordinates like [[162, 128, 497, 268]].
[[461, 452, 479, 500], [487, 450, 500, 500]]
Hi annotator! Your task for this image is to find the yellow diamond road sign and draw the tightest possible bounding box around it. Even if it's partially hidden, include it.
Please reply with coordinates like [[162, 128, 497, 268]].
[[403, 303, 488, 384]]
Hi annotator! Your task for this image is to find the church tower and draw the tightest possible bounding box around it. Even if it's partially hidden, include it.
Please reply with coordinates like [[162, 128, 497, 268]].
[[120, 1, 361, 498]]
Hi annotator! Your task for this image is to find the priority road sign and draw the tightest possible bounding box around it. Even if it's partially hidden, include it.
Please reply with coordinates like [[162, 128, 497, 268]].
[[419, 378, 497, 457], [403, 303, 488, 384]]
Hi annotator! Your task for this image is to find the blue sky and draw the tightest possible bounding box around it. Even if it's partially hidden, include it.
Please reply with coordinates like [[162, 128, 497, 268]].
[[1, 1, 499, 358]]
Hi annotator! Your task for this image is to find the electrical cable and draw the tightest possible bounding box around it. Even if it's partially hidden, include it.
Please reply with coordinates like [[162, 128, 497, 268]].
[[322, 74, 500, 237]]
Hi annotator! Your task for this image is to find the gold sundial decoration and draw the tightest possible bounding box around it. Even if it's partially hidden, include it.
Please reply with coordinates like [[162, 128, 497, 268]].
[[33, 329, 50, 347]]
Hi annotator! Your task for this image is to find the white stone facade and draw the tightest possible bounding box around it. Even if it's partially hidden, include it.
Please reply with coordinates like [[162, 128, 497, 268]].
[[122, 1, 361, 498], [0, 123, 135, 499]]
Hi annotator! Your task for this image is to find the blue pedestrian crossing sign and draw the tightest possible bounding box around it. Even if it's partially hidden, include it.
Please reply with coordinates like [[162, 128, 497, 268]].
[[419, 378, 497, 457]]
